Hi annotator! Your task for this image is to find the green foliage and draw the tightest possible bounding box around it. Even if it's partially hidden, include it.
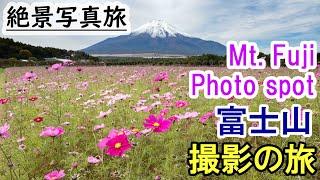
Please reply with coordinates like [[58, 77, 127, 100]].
[[19, 49, 32, 59], [28, 57, 38, 61], [99, 52, 320, 67], [1, 36, 318, 67], [8, 57, 17, 61], [0, 59, 62, 68], [0, 38, 98, 61], [257, 52, 271, 66]]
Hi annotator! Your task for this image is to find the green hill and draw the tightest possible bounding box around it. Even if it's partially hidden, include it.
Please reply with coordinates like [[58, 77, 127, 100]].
[[0, 38, 97, 61]]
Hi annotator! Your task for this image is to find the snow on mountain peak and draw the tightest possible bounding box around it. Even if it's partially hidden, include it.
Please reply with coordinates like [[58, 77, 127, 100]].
[[132, 20, 188, 38]]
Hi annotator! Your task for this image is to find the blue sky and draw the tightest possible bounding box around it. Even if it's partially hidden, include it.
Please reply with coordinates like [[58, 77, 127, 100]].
[[0, 0, 319, 53]]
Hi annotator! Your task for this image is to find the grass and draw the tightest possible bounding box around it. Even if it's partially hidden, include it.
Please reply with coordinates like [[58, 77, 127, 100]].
[[0, 66, 319, 179]]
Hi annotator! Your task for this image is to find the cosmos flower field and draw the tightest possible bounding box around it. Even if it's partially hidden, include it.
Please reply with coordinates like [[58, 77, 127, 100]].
[[0, 65, 319, 179]]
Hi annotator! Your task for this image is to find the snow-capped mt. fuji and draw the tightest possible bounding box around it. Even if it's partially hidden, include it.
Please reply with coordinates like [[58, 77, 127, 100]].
[[132, 20, 189, 38], [83, 20, 226, 56]]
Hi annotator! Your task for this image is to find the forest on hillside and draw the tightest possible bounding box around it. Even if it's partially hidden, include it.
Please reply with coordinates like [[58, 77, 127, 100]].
[[0, 38, 98, 61]]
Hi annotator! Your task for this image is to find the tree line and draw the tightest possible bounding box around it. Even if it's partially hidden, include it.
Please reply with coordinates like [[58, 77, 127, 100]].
[[0, 37, 319, 67], [0, 38, 98, 61]]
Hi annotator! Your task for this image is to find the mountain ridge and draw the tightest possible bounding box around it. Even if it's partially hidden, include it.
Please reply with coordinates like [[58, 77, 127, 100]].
[[83, 20, 226, 56]]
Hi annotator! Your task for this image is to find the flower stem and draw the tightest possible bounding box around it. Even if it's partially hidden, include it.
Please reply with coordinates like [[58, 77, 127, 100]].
[[0, 144, 18, 179]]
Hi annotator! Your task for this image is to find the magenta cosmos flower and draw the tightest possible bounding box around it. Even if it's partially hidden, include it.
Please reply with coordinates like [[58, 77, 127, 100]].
[[199, 112, 214, 124], [22, 71, 37, 82], [0, 98, 9, 105], [50, 63, 63, 71], [168, 115, 179, 122], [40, 126, 64, 137], [44, 170, 65, 180], [154, 71, 168, 82], [97, 129, 118, 151], [175, 100, 188, 108], [98, 134, 132, 157], [143, 114, 172, 133], [0, 123, 10, 139], [97, 129, 128, 150]]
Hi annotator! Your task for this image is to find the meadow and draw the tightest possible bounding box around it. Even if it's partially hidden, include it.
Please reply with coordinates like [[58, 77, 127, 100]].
[[0, 65, 319, 180]]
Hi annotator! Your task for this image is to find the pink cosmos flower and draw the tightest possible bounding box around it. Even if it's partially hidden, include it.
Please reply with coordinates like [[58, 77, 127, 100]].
[[97, 129, 120, 151], [77, 126, 86, 130], [97, 129, 134, 157], [160, 108, 169, 117], [61, 122, 70, 126], [162, 101, 173, 107], [22, 71, 37, 82], [63, 61, 73, 66], [71, 162, 78, 169], [177, 112, 199, 120], [50, 63, 63, 71], [19, 144, 26, 151], [17, 96, 25, 102], [151, 101, 162, 108], [97, 128, 133, 151], [150, 94, 160, 99], [17, 137, 26, 144], [129, 127, 146, 138], [162, 92, 174, 100], [96, 110, 112, 118], [143, 115, 172, 133], [87, 156, 101, 164], [94, 124, 105, 131], [44, 170, 65, 180], [168, 115, 179, 122], [214, 119, 219, 126], [133, 105, 152, 112], [117, 128, 134, 136], [0, 123, 10, 139], [175, 100, 188, 108], [142, 89, 151, 94], [40, 126, 64, 137], [139, 128, 152, 135], [76, 82, 89, 90], [199, 112, 214, 124], [105, 134, 132, 157], [154, 72, 168, 82], [251, 122, 259, 127]]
